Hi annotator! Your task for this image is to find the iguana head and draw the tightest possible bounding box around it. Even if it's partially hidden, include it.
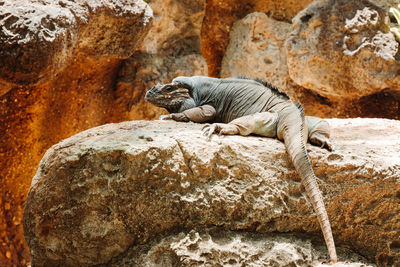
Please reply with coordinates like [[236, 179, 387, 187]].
[[144, 82, 192, 113]]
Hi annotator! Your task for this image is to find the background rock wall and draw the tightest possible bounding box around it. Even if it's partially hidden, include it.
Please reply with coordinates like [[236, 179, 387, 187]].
[[1, 0, 399, 265], [220, 0, 400, 118]]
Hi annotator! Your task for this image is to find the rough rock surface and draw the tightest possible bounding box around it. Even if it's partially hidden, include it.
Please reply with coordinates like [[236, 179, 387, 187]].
[[285, 0, 400, 98], [0, 0, 152, 94], [23, 119, 400, 266], [221, 12, 293, 94], [221, 11, 400, 119], [3, 0, 400, 266], [106, 230, 373, 267], [201, 0, 314, 77]]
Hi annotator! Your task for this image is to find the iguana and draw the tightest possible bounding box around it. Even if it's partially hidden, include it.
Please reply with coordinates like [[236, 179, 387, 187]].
[[144, 76, 337, 263]]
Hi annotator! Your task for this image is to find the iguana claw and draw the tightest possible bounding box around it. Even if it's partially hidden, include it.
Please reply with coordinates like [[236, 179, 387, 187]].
[[310, 134, 334, 151], [202, 123, 240, 140], [202, 124, 220, 140], [159, 114, 172, 120], [323, 140, 334, 151]]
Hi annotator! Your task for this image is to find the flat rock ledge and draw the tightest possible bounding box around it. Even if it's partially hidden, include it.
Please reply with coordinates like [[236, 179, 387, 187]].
[[23, 119, 400, 266]]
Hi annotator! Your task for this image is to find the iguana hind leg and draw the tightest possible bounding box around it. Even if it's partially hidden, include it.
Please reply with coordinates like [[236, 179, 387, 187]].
[[306, 116, 334, 151]]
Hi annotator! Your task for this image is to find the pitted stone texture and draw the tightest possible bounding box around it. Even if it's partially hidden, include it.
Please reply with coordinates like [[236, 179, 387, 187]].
[[221, 12, 293, 94], [285, 0, 400, 98], [23, 119, 400, 266], [106, 230, 373, 267], [138, 0, 205, 55], [0, 2, 153, 265], [200, 0, 315, 77], [0, 0, 152, 93]]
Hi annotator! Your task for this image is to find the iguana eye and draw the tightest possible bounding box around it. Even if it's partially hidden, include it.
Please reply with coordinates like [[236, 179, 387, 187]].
[[165, 86, 174, 92]]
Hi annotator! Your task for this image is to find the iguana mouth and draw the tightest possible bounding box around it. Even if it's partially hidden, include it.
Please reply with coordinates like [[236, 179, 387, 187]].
[[145, 84, 190, 100], [167, 88, 190, 98], [144, 90, 158, 101]]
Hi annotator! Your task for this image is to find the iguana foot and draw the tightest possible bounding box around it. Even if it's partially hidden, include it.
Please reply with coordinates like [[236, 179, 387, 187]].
[[159, 113, 189, 122], [309, 134, 334, 151], [202, 123, 239, 140]]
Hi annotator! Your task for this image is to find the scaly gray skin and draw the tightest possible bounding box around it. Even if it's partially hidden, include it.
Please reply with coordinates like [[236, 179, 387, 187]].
[[145, 76, 337, 263]]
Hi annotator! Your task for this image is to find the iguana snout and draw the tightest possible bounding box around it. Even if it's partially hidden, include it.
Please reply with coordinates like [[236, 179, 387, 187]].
[[145, 83, 191, 111]]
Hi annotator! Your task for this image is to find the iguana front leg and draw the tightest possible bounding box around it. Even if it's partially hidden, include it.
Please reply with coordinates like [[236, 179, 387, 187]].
[[160, 113, 190, 122], [160, 105, 216, 123]]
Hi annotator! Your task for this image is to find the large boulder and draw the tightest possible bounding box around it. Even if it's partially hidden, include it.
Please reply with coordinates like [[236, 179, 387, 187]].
[[285, 0, 400, 98], [23, 119, 400, 266], [0, 0, 152, 94]]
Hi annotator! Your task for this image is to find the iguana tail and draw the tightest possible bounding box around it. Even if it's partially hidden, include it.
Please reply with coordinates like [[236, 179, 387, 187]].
[[277, 103, 337, 263]]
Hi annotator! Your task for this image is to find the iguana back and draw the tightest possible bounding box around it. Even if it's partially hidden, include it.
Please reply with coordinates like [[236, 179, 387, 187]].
[[178, 76, 290, 122]]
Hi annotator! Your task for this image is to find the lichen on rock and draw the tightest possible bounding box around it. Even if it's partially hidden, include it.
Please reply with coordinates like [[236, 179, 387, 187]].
[[343, 7, 398, 60]]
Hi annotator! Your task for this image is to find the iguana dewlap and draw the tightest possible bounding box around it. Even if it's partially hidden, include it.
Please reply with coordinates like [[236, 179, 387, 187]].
[[144, 76, 337, 263]]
